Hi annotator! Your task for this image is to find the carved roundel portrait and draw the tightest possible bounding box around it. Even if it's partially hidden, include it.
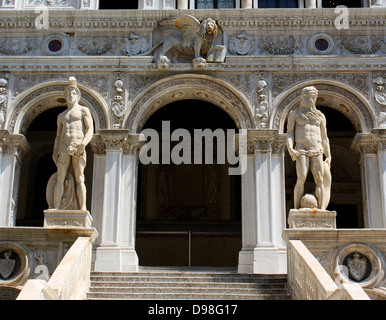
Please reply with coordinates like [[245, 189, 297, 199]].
[[0, 242, 31, 286], [307, 33, 334, 55], [41, 34, 69, 56]]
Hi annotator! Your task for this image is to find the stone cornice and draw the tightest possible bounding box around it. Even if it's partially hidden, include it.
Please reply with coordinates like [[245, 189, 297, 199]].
[[0, 56, 384, 72], [0, 9, 384, 31]]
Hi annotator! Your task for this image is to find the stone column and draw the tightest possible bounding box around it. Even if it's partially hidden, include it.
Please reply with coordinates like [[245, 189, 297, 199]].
[[89, 134, 106, 249], [0, 130, 29, 226], [119, 134, 144, 271], [352, 133, 384, 228], [238, 130, 287, 274], [373, 129, 386, 227], [305, 0, 316, 8], [241, 0, 252, 8], [94, 129, 129, 271], [177, 0, 188, 9]]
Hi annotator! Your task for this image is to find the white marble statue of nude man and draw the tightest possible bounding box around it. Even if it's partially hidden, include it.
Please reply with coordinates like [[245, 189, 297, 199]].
[[52, 77, 94, 210], [286, 86, 332, 210]]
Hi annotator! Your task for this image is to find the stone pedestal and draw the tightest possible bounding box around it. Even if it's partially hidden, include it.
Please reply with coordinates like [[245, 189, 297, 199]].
[[288, 209, 336, 229], [44, 209, 93, 228]]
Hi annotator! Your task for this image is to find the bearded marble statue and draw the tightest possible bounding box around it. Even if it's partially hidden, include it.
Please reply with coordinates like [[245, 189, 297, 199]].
[[286, 86, 332, 210]]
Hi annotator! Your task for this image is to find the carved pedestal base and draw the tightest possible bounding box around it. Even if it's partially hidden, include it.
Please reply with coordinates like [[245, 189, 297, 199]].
[[44, 209, 93, 228], [288, 208, 336, 229]]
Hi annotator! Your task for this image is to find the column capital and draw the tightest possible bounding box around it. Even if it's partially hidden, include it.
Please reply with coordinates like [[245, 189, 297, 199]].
[[122, 133, 145, 155], [372, 129, 386, 150], [247, 129, 283, 154], [0, 130, 30, 158], [352, 132, 381, 154], [90, 131, 145, 155], [99, 129, 130, 151]]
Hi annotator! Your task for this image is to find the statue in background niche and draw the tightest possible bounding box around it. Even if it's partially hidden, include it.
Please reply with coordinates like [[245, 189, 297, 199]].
[[286, 86, 332, 210], [47, 77, 94, 211]]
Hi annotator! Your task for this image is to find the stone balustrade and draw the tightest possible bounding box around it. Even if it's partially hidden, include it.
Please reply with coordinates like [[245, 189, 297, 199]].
[[17, 236, 96, 300], [283, 229, 386, 300]]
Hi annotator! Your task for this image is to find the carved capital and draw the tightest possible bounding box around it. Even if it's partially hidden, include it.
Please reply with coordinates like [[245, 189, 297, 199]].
[[371, 129, 386, 150], [351, 133, 378, 154], [123, 133, 146, 155], [99, 129, 130, 151], [247, 129, 278, 154], [0, 130, 30, 158], [89, 134, 105, 154]]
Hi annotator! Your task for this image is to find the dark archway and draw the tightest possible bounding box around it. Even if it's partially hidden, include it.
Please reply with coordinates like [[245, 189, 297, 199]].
[[285, 106, 364, 228], [136, 99, 242, 267], [16, 107, 94, 226]]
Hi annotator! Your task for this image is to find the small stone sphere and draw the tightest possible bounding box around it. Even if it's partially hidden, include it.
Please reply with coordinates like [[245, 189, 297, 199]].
[[300, 193, 318, 209]]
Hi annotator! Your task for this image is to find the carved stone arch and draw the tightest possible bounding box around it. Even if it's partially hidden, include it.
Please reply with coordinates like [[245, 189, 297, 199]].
[[271, 80, 375, 134], [124, 74, 254, 133], [7, 81, 109, 135]]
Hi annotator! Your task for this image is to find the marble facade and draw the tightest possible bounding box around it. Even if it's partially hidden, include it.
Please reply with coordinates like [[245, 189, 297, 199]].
[[0, 5, 385, 280]]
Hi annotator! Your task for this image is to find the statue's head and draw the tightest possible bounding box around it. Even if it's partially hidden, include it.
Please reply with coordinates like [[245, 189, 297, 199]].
[[300, 86, 318, 109], [64, 77, 81, 103]]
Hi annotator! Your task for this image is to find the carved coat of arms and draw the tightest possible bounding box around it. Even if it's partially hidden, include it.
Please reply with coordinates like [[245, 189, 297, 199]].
[[0, 251, 15, 279], [347, 253, 368, 282]]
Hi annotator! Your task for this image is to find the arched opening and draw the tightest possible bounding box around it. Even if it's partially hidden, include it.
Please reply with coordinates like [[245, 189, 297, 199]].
[[16, 107, 94, 226], [136, 99, 242, 267], [285, 106, 364, 228]]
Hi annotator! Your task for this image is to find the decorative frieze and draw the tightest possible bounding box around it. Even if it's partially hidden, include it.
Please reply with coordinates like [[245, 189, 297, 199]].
[[342, 36, 383, 55]]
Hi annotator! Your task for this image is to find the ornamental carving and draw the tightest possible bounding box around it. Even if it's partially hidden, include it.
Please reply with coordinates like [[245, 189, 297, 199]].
[[0, 38, 35, 55], [0, 76, 9, 129], [228, 33, 256, 56], [342, 36, 382, 54], [77, 37, 114, 55], [111, 73, 126, 128], [255, 79, 269, 128], [0, 38, 36, 56], [272, 73, 369, 99], [120, 33, 149, 56], [372, 76, 386, 128], [27, 0, 74, 6], [259, 36, 302, 55], [140, 15, 226, 65], [346, 252, 369, 282]]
